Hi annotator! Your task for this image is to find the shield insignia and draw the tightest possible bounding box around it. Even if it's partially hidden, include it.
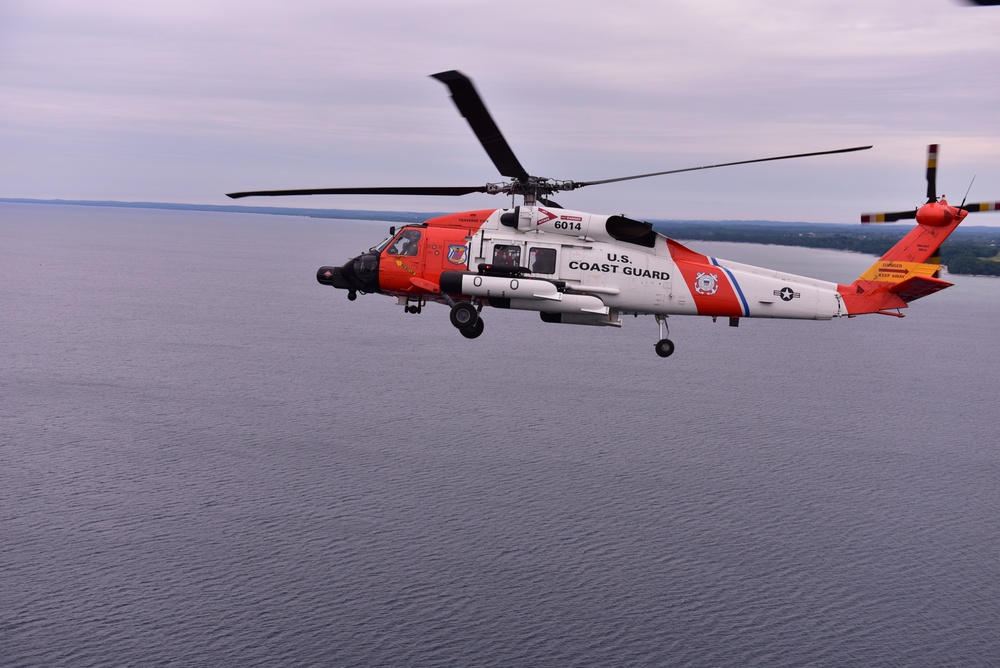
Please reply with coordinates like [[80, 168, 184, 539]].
[[447, 244, 468, 265]]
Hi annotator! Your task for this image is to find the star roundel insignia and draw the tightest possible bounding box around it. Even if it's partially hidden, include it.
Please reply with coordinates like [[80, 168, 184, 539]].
[[774, 286, 801, 301]]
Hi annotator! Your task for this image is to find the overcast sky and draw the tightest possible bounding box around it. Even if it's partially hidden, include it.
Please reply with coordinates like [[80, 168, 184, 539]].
[[2, 0, 999, 223]]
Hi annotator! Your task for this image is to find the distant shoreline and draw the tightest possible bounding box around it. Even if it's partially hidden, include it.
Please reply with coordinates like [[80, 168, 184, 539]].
[[4, 197, 999, 275]]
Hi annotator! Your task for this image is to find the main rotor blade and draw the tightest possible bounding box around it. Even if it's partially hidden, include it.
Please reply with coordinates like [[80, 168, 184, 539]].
[[926, 144, 939, 202], [431, 70, 531, 181], [572, 145, 873, 189], [226, 185, 490, 199]]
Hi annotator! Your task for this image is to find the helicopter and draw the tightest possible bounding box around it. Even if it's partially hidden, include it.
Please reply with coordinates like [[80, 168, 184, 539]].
[[228, 71, 999, 357]]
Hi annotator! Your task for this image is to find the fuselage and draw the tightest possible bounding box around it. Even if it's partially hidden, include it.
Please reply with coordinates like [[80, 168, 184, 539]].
[[340, 205, 847, 323]]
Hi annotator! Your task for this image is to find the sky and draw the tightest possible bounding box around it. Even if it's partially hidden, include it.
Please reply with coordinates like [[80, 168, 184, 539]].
[[2, 0, 999, 223]]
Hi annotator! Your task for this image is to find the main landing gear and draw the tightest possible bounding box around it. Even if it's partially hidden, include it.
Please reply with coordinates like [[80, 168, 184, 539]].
[[449, 300, 484, 339], [655, 315, 675, 358], [459, 317, 485, 339]]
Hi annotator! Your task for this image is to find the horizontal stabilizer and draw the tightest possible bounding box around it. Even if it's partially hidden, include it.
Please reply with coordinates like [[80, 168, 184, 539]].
[[888, 275, 953, 302], [858, 260, 940, 283]]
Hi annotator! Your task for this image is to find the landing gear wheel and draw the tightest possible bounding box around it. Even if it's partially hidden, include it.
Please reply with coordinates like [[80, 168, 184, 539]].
[[654, 338, 675, 358], [347, 290, 357, 301], [460, 318, 485, 339], [449, 301, 478, 330]]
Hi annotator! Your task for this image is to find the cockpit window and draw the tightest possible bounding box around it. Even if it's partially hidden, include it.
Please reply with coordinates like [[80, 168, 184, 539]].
[[387, 229, 421, 256], [492, 244, 521, 267], [372, 236, 393, 253]]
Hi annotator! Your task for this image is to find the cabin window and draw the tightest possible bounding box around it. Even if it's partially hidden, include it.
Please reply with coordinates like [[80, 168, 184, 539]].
[[387, 229, 421, 256], [492, 244, 521, 267], [528, 247, 556, 274]]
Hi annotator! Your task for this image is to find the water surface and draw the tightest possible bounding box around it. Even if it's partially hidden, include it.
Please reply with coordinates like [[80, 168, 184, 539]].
[[2, 203, 998, 667]]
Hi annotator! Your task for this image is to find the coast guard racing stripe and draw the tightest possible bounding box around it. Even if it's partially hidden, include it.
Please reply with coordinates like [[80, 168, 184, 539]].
[[666, 238, 748, 318]]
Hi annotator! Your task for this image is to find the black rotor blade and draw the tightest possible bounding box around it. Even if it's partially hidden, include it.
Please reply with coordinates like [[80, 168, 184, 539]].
[[538, 196, 563, 208], [960, 201, 1000, 213], [571, 145, 873, 189], [227, 185, 490, 199], [860, 209, 918, 223], [926, 144, 938, 202], [431, 70, 530, 181]]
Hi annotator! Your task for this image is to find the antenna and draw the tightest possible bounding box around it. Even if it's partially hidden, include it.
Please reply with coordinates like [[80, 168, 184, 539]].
[[960, 175, 976, 210]]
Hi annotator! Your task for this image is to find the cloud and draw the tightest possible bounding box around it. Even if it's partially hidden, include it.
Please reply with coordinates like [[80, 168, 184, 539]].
[[2, 0, 999, 222]]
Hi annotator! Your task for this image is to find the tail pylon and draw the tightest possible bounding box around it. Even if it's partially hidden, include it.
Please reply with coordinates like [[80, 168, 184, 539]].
[[843, 144, 999, 315]]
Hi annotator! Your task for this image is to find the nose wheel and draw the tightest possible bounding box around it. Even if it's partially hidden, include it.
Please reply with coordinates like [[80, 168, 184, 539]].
[[655, 315, 674, 358]]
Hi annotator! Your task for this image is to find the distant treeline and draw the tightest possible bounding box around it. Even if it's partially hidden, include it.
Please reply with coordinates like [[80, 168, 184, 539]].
[[651, 221, 1000, 277]]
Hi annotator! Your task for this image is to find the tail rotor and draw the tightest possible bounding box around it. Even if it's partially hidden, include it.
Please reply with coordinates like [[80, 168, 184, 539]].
[[861, 144, 1000, 224]]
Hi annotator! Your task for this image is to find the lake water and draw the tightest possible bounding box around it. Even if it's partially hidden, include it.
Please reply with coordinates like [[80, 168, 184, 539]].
[[2, 202, 998, 667]]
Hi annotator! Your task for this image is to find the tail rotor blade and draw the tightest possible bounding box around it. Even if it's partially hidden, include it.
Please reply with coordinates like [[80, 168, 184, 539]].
[[960, 201, 1000, 213], [926, 144, 939, 202], [861, 209, 918, 224]]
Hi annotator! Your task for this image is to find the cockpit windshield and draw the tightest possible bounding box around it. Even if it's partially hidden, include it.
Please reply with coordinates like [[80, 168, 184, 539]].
[[386, 229, 421, 256], [371, 236, 393, 253]]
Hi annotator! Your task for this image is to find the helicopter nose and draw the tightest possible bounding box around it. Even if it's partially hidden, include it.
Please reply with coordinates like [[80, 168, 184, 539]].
[[317, 251, 381, 294], [317, 264, 354, 289]]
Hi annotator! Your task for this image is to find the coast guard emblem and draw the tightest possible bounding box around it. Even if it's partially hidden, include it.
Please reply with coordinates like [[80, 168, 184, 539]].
[[694, 272, 719, 295], [447, 244, 468, 265]]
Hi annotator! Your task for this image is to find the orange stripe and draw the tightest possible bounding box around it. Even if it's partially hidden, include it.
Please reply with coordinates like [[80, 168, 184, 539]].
[[666, 239, 744, 317]]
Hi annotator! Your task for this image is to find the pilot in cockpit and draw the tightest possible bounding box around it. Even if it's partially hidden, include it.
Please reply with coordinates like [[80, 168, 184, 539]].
[[387, 229, 421, 256]]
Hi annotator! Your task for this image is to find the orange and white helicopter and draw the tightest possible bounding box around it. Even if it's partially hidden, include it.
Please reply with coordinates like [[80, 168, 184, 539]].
[[228, 71, 999, 357]]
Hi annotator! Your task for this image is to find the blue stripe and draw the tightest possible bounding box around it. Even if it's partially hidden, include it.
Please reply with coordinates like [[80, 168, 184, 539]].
[[711, 258, 750, 317]]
